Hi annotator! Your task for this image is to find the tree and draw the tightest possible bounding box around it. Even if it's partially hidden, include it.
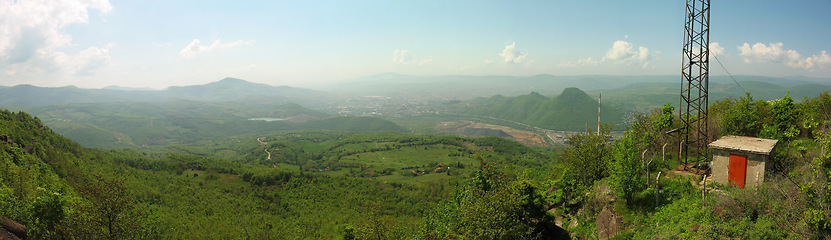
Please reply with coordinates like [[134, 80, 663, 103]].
[[609, 132, 645, 204], [421, 157, 564, 239], [716, 93, 765, 136], [29, 189, 66, 238], [560, 125, 613, 188], [653, 103, 676, 131], [66, 175, 141, 240], [802, 126, 831, 237], [798, 91, 831, 140], [719, 93, 763, 137], [628, 102, 679, 159], [761, 93, 799, 141]]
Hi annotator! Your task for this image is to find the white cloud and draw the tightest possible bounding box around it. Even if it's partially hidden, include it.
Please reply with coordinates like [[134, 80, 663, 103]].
[[523, 59, 536, 68], [499, 42, 527, 63], [710, 42, 725, 57], [0, 0, 113, 77], [418, 57, 433, 67], [392, 49, 413, 64], [557, 62, 576, 68], [578, 57, 599, 66], [70, 45, 113, 76], [812, 51, 831, 69], [737, 42, 831, 70], [557, 57, 599, 68], [179, 39, 254, 58], [561, 39, 654, 68], [602, 40, 634, 62], [602, 40, 652, 66]]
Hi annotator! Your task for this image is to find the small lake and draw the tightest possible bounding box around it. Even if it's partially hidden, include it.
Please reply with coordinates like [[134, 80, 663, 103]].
[[248, 117, 285, 122]]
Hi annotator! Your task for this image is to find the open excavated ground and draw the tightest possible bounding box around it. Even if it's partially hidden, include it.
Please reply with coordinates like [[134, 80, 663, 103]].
[[436, 120, 549, 147]]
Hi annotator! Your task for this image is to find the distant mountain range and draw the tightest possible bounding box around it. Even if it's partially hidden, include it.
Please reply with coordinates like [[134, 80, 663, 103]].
[[2, 73, 828, 146], [316, 73, 831, 100], [590, 80, 831, 111], [3, 74, 828, 108], [0, 77, 330, 107]]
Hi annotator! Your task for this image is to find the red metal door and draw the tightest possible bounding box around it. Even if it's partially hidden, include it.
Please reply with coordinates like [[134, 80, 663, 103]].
[[728, 154, 747, 188]]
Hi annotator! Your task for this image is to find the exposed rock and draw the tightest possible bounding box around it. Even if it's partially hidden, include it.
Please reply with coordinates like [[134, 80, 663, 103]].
[[21, 145, 34, 154], [1, 216, 26, 240], [547, 184, 557, 194], [555, 215, 564, 228], [596, 205, 622, 240], [0, 228, 21, 240], [592, 183, 616, 203], [568, 218, 578, 229]]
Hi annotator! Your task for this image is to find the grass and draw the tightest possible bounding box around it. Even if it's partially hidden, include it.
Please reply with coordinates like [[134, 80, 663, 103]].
[[341, 147, 473, 168], [299, 138, 502, 185]]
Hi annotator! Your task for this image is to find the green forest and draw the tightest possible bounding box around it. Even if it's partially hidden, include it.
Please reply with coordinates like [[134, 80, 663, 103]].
[[452, 88, 625, 131], [2, 91, 831, 239]]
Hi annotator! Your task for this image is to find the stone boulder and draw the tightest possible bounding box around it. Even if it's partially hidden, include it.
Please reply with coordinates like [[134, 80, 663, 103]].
[[596, 205, 622, 240], [1, 216, 26, 240]]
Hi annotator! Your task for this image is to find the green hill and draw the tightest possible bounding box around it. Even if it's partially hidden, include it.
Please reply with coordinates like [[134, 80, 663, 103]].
[[460, 88, 624, 131], [302, 116, 407, 132], [22, 101, 308, 148], [0, 108, 557, 239], [325, 73, 830, 100], [20, 101, 411, 148], [165, 77, 328, 103], [593, 80, 831, 112]]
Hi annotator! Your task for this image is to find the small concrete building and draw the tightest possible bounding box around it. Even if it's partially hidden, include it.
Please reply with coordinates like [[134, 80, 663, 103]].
[[708, 135, 778, 189]]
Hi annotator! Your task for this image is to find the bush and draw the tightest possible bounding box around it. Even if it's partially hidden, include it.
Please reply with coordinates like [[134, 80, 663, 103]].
[[609, 132, 645, 205]]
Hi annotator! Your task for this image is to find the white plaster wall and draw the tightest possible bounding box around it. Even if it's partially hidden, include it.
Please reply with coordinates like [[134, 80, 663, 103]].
[[710, 149, 767, 189], [712, 149, 729, 185]]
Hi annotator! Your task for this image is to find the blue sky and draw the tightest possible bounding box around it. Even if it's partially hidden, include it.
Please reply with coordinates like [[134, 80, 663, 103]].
[[1, 0, 829, 89]]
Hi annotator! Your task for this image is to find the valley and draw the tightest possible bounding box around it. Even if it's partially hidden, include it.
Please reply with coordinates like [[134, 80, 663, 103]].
[[2, 1, 830, 238], [1, 75, 830, 239]]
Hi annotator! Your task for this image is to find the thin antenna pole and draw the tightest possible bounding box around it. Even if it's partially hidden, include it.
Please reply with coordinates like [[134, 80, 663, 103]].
[[598, 93, 601, 134]]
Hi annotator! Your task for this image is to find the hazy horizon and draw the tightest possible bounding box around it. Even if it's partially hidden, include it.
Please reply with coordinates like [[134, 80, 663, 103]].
[[2, 0, 829, 89], [4, 73, 830, 91]]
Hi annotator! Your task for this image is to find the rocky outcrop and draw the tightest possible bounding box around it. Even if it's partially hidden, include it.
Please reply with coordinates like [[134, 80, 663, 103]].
[[1, 216, 26, 240], [596, 205, 622, 240]]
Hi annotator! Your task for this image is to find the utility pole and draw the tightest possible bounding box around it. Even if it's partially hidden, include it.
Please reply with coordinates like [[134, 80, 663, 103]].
[[679, 0, 710, 169], [598, 93, 601, 134]]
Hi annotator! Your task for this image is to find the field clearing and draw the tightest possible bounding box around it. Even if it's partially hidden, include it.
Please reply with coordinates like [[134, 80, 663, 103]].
[[339, 146, 476, 169], [334, 145, 479, 184], [437, 120, 549, 147]]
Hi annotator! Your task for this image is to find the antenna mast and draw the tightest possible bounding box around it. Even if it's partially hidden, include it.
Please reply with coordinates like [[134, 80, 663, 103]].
[[679, 0, 710, 169], [598, 93, 601, 134]]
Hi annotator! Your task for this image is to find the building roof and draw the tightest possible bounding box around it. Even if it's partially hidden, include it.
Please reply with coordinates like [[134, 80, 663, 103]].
[[708, 135, 778, 155]]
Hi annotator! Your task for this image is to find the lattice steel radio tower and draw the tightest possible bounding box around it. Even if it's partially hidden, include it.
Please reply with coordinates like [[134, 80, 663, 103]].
[[679, 0, 710, 169]]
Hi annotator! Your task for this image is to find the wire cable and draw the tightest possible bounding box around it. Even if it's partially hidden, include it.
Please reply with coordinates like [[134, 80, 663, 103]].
[[712, 52, 748, 94]]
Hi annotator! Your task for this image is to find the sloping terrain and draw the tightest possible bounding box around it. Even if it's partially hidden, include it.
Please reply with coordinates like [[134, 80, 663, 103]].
[[456, 88, 624, 131]]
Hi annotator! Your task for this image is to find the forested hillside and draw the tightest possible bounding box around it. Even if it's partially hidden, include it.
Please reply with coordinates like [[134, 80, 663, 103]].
[[20, 101, 407, 149], [594, 80, 831, 111], [3, 90, 831, 239], [544, 91, 831, 238], [0, 109, 562, 239], [457, 88, 624, 131], [325, 74, 830, 101]]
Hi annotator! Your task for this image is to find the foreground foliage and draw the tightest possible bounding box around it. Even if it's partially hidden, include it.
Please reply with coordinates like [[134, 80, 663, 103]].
[[1, 109, 558, 239], [422, 156, 565, 239], [3, 90, 831, 239]]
